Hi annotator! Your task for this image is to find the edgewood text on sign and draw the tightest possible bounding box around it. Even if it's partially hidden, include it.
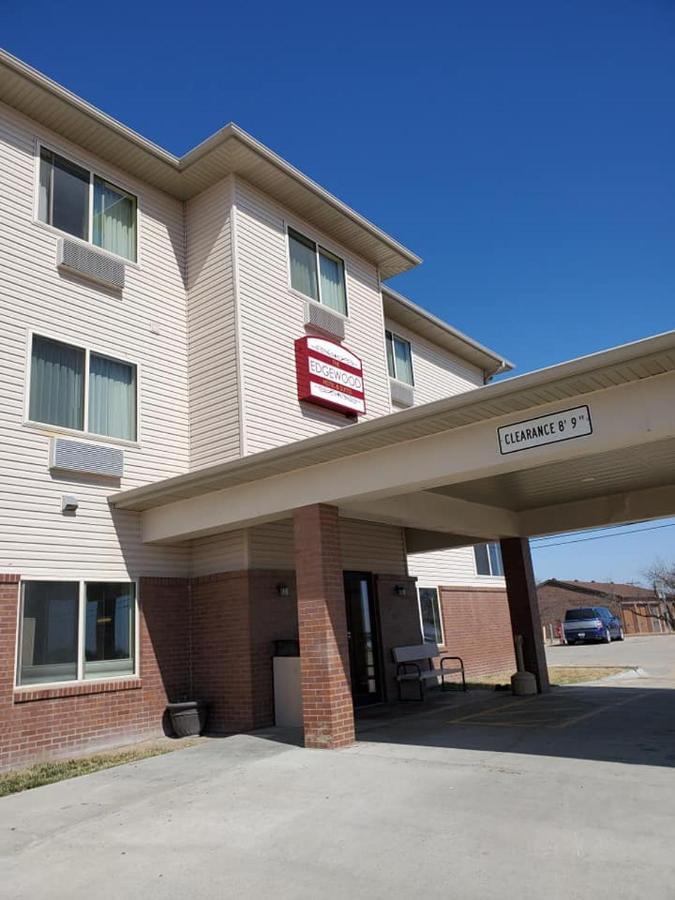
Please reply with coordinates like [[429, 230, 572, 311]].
[[498, 405, 592, 455], [295, 336, 366, 416]]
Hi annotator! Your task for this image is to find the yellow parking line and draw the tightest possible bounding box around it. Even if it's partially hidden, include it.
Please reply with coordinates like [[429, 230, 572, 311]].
[[446, 691, 648, 729], [448, 697, 532, 724], [554, 691, 647, 729]]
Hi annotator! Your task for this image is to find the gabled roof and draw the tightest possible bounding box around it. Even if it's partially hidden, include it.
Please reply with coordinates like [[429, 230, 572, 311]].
[[382, 286, 513, 379], [539, 578, 658, 600], [0, 49, 420, 280]]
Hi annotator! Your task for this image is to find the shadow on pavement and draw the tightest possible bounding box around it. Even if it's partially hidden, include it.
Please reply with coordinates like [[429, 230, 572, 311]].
[[353, 684, 675, 768]]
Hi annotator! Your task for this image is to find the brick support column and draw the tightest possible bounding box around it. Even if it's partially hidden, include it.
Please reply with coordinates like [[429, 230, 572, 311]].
[[500, 538, 550, 693], [293, 504, 354, 749]]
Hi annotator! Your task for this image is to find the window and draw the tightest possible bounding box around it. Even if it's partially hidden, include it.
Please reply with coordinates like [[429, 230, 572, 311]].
[[38, 147, 137, 261], [17, 581, 136, 686], [38, 148, 89, 240], [288, 227, 347, 315], [418, 587, 443, 644], [93, 176, 137, 261], [385, 330, 414, 385], [29, 334, 137, 441], [474, 542, 504, 577]]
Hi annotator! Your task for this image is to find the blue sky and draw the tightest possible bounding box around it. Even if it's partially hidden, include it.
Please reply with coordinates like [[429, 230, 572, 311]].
[[3, 0, 674, 583]]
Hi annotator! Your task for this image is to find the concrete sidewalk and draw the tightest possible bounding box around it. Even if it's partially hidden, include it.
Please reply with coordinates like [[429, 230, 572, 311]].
[[2, 680, 675, 900], [547, 633, 675, 686]]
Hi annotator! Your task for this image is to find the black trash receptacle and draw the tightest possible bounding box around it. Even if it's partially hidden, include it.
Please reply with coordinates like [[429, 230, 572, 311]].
[[166, 700, 208, 737]]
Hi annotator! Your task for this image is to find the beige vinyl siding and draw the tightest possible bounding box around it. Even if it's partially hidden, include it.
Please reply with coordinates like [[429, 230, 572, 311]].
[[248, 517, 406, 575], [0, 102, 190, 579], [191, 529, 248, 576], [383, 318, 488, 588], [408, 545, 506, 589], [248, 521, 294, 569], [234, 177, 392, 454], [384, 317, 484, 406], [340, 519, 407, 575], [185, 175, 241, 469]]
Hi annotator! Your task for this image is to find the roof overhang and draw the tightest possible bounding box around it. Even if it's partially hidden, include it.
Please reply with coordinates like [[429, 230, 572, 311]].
[[0, 49, 420, 279], [382, 287, 513, 378], [110, 331, 675, 549]]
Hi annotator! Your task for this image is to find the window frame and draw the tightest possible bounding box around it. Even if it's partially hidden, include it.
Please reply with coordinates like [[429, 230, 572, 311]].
[[24, 328, 141, 446], [417, 586, 445, 646], [285, 222, 349, 317], [34, 140, 140, 265], [14, 578, 140, 690], [385, 329, 415, 386], [474, 542, 505, 577]]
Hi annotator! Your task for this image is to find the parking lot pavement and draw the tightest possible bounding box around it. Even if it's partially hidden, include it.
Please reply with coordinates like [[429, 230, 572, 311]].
[[2, 669, 675, 900], [547, 633, 675, 682]]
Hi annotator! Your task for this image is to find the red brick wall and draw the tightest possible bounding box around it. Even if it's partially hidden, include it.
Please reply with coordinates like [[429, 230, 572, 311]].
[[294, 505, 354, 749], [189, 570, 300, 734], [191, 572, 252, 733], [439, 586, 515, 678], [0, 576, 190, 772], [376, 575, 421, 700], [248, 570, 298, 728]]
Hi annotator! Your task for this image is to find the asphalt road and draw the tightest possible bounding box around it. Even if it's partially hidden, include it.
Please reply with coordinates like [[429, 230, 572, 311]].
[[2, 636, 674, 900]]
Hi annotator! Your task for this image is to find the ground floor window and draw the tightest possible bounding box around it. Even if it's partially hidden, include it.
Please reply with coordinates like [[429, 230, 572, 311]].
[[418, 587, 444, 645], [17, 580, 136, 686]]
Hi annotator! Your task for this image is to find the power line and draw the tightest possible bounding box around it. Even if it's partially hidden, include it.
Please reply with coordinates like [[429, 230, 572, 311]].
[[531, 521, 675, 551]]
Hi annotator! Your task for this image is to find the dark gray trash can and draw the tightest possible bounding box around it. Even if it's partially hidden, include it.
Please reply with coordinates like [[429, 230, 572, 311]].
[[166, 700, 208, 737]]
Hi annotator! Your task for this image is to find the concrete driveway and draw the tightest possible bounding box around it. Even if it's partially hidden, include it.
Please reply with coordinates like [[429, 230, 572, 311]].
[[547, 633, 675, 683], [2, 640, 675, 899]]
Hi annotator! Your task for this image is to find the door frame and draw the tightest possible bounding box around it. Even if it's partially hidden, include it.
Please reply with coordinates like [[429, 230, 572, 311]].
[[343, 571, 386, 707]]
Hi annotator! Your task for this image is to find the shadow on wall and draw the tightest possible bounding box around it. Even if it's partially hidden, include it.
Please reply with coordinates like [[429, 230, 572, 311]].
[[111, 506, 191, 578]]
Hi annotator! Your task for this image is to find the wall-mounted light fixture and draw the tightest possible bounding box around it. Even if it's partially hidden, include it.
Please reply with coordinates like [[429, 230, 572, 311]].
[[394, 584, 407, 597], [276, 583, 290, 598]]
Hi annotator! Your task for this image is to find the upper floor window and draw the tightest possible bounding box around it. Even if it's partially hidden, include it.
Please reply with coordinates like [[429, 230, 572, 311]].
[[385, 330, 414, 385], [17, 580, 136, 686], [474, 542, 504, 577], [29, 334, 137, 441], [288, 227, 347, 315], [38, 147, 138, 262], [418, 587, 444, 644]]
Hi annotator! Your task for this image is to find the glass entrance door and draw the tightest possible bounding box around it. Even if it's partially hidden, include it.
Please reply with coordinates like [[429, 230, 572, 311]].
[[343, 572, 383, 706]]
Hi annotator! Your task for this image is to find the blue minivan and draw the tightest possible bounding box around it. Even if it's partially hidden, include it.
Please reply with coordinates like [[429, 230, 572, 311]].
[[564, 607, 624, 645]]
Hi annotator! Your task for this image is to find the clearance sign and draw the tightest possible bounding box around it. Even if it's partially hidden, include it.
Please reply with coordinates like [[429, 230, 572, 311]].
[[295, 336, 366, 416]]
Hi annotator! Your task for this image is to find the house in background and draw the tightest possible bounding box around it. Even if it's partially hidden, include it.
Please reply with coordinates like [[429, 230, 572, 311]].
[[537, 579, 675, 638]]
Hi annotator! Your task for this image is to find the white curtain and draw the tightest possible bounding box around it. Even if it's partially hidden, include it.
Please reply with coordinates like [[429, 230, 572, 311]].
[[289, 229, 318, 300], [93, 177, 137, 261], [29, 336, 85, 430], [385, 332, 395, 378], [88, 354, 136, 440], [393, 336, 413, 384], [319, 250, 346, 314]]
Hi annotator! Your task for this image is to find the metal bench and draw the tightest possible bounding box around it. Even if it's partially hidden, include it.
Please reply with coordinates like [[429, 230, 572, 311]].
[[392, 642, 466, 701]]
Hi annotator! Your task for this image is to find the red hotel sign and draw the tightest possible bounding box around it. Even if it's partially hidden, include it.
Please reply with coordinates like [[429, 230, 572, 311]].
[[295, 336, 366, 416]]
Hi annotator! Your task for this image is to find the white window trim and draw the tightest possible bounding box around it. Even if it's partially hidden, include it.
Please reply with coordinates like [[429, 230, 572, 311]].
[[14, 577, 140, 691], [385, 328, 415, 386], [33, 139, 142, 268], [417, 585, 445, 647], [284, 221, 349, 317], [23, 327, 142, 447]]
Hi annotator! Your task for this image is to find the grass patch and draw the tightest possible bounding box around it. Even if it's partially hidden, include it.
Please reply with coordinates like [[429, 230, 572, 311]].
[[467, 666, 630, 689], [0, 741, 192, 798]]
